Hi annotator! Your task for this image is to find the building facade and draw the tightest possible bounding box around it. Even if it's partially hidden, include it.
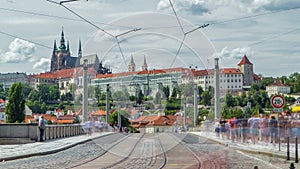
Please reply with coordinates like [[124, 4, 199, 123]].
[[266, 79, 291, 96]]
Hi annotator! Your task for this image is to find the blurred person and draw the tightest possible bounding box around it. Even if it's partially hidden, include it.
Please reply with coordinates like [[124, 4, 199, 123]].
[[270, 116, 278, 146], [248, 115, 260, 144], [219, 116, 227, 139], [38, 115, 47, 142], [260, 115, 270, 144]]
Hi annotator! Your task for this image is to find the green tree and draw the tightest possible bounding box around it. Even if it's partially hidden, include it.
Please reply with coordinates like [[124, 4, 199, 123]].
[[0, 84, 7, 100], [162, 86, 170, 99], [225, 93, 235, 107], [49, 85, 60, 101], [21, 83, 33, 99], [260, 77, 274, 90], [136, 90, 144, 104], [37, 84, 50, 102], [200, 90, 212, 106], [109, 111, 130, 127], [6, 82, 25, 123]]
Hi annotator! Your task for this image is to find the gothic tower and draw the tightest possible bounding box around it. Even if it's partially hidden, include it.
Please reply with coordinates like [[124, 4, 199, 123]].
[[50, 40, 57, 72], [238, 54, 253, 86], [50, 28, 71, 72], [76, 40, 82, 67], [141, 55, 148, 71], [128, 54, 136, 72]]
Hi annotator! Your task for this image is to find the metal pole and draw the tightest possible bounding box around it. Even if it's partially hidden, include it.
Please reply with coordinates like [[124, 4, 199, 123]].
[[82, 59, 88, 122], [193, 83, 198, 126], [278, 112, 281, 151], [183, 98, 187, 130], [287, 137, 290, 160], [214, 58, 220, 120], [296, 137, 298, 163], [118, 103, 121, 131], [106, 84, 110, 124]]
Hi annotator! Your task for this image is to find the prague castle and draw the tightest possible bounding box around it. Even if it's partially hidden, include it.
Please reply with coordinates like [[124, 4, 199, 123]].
[[50, 29, 111, 75]]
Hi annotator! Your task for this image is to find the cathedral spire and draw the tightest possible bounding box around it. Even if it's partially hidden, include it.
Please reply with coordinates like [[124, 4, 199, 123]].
[[142, 55, 148, 71], [53, 40, 57, 53], [78, 39, 82, 58], [128, 54, 136, 72], [58, 27, 66, 51], [67, 41, 70, 52]]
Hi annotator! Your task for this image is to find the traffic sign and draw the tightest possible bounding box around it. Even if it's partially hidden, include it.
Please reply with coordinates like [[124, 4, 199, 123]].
[[271, 95, 285, 109]]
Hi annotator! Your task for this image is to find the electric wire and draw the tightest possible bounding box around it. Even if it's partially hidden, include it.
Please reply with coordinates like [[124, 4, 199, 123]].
[[168, 0, 208, 67], [1, 1, 299, 57], [0, 7, 135, 29], [0, 31, 52, 49], [249, 28, 300, 47], [46, 0, 142, 67]]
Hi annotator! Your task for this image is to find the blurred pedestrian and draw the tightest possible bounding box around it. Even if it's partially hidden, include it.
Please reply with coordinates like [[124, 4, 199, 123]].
[[38, 115, 47, 142]]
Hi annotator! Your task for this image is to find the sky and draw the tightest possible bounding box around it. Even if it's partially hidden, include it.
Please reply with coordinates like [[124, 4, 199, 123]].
[[0, 0, 300, 77]]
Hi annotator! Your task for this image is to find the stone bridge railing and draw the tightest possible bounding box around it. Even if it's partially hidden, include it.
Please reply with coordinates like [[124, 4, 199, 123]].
[[44, 124, 84, 141], [0, 123, 85, 144]]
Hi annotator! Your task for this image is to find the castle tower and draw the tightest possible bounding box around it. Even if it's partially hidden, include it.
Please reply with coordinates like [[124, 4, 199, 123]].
[[50, 28, 71, 72], [238, 54, 253, 86], [141, 55, 148, 71], [128, 54, 136, 72]]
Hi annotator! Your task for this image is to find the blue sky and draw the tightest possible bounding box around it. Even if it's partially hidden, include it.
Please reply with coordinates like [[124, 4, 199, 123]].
[[0, 0, 299, 77]]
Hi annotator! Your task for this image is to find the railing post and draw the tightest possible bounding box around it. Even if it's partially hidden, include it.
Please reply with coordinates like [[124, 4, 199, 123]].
[[287, 137, 290, 160]]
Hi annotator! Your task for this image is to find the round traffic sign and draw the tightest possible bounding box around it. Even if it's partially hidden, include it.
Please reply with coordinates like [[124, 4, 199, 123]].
[[271, 95, 285, 108]]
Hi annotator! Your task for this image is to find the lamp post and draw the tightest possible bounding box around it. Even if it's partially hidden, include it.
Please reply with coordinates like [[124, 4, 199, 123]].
[[106, 84, 110, 124], [83, 59, 88, 122]]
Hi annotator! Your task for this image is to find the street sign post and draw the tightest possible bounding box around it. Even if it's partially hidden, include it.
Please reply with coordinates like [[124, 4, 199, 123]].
[[271, 94, 285, 152]]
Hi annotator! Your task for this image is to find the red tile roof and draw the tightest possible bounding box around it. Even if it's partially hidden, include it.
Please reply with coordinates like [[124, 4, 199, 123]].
[[268, 79, 289, 87], [36, 67, 97, 80], [90, 110, 107, 116], [35, 72, 57, 79], [238, 54, 253, 66], [131, 115, 179, 127]]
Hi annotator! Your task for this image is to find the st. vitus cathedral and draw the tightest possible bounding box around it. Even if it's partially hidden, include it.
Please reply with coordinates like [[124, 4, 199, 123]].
[[50, 29, 111, 74]]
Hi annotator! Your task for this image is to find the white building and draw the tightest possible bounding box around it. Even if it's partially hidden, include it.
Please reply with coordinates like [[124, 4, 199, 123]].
[[266, 79, 291, 96]]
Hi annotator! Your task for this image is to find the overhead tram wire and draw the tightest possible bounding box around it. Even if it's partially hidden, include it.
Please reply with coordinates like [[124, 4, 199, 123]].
[[249, 27, 300, 47], [140, 6, 300, 31], [0, 31, 52, 49], [2, 4, 300, 31], [46, 0, 142, 67], [168, 0, 209, 67], [0, 7, 135, 29]]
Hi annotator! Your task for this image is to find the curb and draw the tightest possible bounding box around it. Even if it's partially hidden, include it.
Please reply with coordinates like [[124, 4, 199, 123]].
[[193, 132, 291, 160], [0, 132, 114, 162]]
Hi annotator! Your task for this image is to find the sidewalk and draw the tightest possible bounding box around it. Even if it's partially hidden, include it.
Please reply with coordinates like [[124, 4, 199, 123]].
[[191, 130, 300, 168], [0, 132, 113, 162]]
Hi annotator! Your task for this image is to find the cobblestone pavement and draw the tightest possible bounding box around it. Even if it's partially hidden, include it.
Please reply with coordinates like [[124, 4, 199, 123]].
[[0, 133, 126, 169], [0, 132, 298, 169]]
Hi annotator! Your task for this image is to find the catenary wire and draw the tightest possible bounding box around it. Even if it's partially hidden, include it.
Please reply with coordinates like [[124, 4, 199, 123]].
[[0, 7, 135, 29], [1, 1, 299, 53], [46, 0, 142, 67], [0, 31, 52, 49]]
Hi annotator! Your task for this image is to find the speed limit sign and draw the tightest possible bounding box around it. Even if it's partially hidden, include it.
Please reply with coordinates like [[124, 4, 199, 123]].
[[271, 95, 285, 109]]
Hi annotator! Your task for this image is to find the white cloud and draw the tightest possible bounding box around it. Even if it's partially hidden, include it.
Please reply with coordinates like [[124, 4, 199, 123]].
[[33, 58, 50, 72], [0, 38, 36, 63], [157, 0, 209, 15], [157, 0, 300, 16], [252, 0, 300, 11], [214, 46, 253, 60]]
